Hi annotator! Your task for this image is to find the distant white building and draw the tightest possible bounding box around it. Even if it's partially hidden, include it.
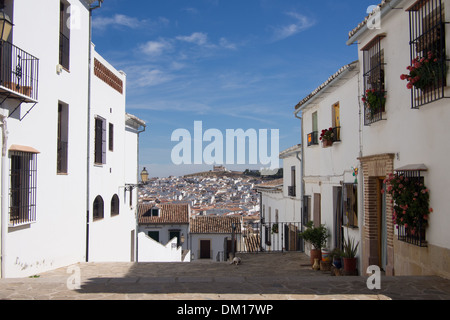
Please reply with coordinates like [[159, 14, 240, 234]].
[[255, 145, 302, 252]]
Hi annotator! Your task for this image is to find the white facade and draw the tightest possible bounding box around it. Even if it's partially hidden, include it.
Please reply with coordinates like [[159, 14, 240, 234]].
[[0, 0, 143, 278], [256, 145, 302, 252], [87, 48, 143, 263], [138, 233, 190, 263], [347, 0, 450, 278], [295, 62, 361, 262]]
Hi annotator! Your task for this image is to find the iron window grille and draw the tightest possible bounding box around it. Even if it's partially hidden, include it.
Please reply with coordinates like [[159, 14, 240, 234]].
[[408, 0, 448, 108], [288, 186, 296, 197], [307, 131, 319, 146], [9, 151, 38, 226], [395, 168, 428, 247], [362, 35, 386, 125], [94, 116, 106, 165]]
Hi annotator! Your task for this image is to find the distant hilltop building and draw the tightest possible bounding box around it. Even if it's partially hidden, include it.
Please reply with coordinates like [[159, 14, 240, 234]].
[[213, 165, 227, 172]]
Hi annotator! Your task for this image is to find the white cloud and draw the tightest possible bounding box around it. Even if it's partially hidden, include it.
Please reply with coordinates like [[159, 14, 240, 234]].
[[271, 12, 315, 41], [140, 39, 173, 57], [176, 32, 209, 46], [93, 15, 169, 31], [93, 14, 142, 29]]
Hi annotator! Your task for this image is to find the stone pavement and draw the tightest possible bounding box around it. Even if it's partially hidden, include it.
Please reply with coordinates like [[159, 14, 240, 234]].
[[1, 252, 450, 300]]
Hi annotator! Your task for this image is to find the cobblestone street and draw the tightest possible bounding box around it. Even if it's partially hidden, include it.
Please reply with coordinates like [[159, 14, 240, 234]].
[[1, 252, 450, 301]]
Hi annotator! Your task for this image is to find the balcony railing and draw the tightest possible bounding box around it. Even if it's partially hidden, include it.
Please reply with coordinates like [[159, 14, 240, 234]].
[[288, 186, 296, 197], [0, 41, 39, 102], [332, 127, 341, 143], [307, 131, 319, 146]]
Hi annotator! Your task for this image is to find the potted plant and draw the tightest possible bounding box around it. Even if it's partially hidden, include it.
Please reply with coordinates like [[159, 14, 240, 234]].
[[362, 89, 386, 118], [319, 128, 334, 147], [271, 223, 279, 234], [400, 51, 447, 91], [331, 248, 343, 269], [384, 173, 432, 240], [301, 221, 329, 265], [342, 235, 359, 275]]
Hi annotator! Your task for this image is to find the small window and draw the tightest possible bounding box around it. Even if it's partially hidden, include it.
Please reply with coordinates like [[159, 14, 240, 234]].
[[93, 196, 104, 221], [308, 112, 319, 146], [57, 102, 69, 174], [151, 208, 160, 217], [94, 116, 106, 164], [109, 123, 114, 152], [59, 1, 70, 70], [111, 194, 119, 216], [332, 103, 341, 142]]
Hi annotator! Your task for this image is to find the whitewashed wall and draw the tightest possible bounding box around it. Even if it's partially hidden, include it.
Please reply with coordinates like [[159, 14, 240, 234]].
[[138, 233, 190, 263], [1, 0, 91, 278]]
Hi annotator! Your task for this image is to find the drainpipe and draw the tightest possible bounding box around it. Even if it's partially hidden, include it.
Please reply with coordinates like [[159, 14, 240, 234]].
[[294, 111, 304, 234], [1, 115, 7, 278], [135, 124, 146, 262], [86, 0, 103, 262]]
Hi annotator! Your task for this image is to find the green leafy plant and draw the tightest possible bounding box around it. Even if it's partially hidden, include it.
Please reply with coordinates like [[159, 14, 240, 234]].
[[342, 235, 359, 259], [301, 221, 329, 250], [362, 89, 386, 118]]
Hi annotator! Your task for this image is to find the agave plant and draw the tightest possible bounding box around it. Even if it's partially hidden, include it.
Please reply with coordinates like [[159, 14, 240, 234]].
[[342, 235, 359, 259]]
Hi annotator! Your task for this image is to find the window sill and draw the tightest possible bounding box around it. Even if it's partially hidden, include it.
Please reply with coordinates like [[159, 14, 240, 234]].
[[9, 221, 36, 229]]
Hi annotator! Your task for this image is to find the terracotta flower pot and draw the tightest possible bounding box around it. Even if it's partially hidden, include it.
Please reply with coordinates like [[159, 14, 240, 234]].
[[322, 139, 333, 148], [343, 257, 357, 274], [310, 249, 322, 266]]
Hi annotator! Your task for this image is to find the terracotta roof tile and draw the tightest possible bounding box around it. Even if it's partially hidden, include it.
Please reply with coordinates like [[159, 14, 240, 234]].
[[190, 216, 242, 234], [138, 203, 189, 225]]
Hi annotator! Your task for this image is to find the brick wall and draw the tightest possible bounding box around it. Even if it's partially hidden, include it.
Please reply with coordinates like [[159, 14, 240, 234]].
[[94, 58, 124, 94], [359, 153, 395, 276]]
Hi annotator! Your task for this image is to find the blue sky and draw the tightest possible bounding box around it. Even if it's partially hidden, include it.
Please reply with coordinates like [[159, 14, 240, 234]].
[[91, 0, 377, 178]]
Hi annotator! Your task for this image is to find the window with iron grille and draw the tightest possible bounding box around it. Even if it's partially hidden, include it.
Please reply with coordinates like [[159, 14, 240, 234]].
[[307, 112, 319, 146], [362, 35, 386, 125], [407, 0, 447, 108], [9, 151, 38, 226], [94, 116, 106, 164]]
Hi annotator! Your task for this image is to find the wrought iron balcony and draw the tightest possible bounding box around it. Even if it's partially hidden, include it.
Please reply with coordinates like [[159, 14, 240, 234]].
[[307, 131, 319, 146], [0, 40, 39, 102], [288, 186, 296, 197]]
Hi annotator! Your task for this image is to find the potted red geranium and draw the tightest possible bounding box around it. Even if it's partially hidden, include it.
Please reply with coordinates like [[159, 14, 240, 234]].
[[401, 51, 447, 91], [320, 128, 334, 147]]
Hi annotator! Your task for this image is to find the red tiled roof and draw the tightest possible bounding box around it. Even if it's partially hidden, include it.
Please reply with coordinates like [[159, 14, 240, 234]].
[[138, 203, 189, 225], [254, 178, 283, 189], [190, 216, 242, 234]]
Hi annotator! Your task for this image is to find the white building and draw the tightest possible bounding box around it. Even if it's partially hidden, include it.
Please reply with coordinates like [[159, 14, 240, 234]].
[[0, 0, 144, 278], [347, 0, 450, 278], [137, 203, 190, 262], [255, 145, 302, 252], [294, 62, 361, 264], [189, 215, 243, 261]]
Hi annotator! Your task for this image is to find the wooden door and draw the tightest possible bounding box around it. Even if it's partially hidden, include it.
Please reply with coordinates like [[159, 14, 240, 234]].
[[200, 240, 211, 259]]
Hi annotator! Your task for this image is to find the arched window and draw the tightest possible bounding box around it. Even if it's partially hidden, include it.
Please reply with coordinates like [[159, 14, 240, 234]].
[[93, 196, 104, 221], [111, 194, 119, 216]]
